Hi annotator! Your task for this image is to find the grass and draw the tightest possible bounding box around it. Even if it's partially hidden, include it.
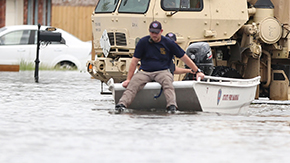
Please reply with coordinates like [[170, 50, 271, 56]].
[[19, 60, 77, 71]]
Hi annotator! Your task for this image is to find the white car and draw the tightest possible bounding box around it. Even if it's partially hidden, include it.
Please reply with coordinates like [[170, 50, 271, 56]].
[[0, 25, 91, 71]]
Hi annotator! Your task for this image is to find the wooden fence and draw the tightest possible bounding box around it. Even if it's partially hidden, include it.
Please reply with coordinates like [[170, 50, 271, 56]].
[[51, 5, 95, 41]]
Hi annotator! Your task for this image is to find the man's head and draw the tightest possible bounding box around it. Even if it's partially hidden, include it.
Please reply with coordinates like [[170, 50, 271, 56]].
[[165, 32, 177, 42], [149, 21, 163, 42], [149, 21, 162, 33]]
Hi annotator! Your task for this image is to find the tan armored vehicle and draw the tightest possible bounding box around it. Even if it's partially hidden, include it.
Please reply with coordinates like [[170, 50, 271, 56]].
[[87, 0, 290, 100]]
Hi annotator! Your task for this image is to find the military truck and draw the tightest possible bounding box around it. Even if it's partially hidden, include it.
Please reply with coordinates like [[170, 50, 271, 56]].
[[87, 0, 290, 100]]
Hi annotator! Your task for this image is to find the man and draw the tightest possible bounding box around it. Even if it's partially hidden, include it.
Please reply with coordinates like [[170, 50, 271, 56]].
[[115, 20, 204, 113], [165, 32, 194, 75]]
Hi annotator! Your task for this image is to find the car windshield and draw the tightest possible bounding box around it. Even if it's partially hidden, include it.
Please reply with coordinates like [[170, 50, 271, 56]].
[[118, 0, 150, 13], [162, 0, 203, 11], [95, 0, 119, 13]]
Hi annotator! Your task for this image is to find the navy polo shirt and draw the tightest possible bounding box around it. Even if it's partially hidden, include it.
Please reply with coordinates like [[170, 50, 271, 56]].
[[134, 35, 185, 72]]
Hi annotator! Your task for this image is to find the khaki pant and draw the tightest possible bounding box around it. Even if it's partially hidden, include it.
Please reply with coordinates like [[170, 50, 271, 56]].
[[118, 69, 177, 108]]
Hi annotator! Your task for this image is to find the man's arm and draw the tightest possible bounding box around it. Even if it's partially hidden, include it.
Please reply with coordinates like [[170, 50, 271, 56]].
[[174, 67, 192, 74], [180, 54, 205, 79], [122, 57, 140, 88]]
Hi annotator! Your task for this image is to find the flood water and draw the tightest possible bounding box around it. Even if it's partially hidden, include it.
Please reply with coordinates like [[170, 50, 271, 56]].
[[1, 71, 290, 163]]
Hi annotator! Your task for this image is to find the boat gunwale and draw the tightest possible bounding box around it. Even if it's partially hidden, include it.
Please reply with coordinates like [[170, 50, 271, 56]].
[[111, 76, 261, 90]]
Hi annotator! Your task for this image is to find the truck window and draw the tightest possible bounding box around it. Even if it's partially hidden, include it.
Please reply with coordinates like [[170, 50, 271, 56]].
[[162, 0, 203, 11], [95, 0, 119, 13], [118, 0, 150, 13]]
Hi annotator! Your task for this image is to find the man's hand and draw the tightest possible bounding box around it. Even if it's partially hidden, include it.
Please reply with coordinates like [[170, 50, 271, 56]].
[[196, 72, 205, 80], [121, 57, 140, 88], [188, 69, 194, 74], [122, 80, 130, 88]]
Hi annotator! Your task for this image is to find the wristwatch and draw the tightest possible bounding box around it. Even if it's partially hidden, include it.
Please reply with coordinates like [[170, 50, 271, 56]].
[[196, 68, 202, 73], [191, 68, 202, 74]]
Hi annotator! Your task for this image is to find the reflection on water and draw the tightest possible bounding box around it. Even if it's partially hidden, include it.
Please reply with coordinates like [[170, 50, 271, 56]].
[[0, 71, 290, 163]]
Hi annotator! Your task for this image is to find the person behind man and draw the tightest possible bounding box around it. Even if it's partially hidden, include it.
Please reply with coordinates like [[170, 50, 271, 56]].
[[115, 21, 205, 113], [165, 32, 194, 75]]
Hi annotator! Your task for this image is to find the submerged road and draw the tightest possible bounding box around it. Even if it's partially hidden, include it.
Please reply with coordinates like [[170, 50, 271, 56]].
[[0, 71, 290, 163]]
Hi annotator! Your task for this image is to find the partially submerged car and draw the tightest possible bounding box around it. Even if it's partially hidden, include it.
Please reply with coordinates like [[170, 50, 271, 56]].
[[0, 25, 91, 71]]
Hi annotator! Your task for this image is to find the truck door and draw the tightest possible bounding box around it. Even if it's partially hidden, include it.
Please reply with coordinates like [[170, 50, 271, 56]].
[[153, 0, 210, 49], [208, 0, 248, 41]]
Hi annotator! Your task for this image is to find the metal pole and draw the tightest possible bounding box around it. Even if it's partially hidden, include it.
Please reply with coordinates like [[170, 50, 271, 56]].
[[34, 24, 41, 83]]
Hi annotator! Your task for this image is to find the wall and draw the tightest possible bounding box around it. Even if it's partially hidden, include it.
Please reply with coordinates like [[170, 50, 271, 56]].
[[23, 0, 52, 26], [0, 0, 5, 27], [4, 0, 24, 26]]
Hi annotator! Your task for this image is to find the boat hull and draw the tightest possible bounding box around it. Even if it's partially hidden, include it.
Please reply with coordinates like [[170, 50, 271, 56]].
[[109, 76, 260, 114]]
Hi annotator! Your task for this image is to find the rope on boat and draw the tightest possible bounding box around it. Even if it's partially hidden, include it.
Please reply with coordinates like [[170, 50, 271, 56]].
[[154, 88, 163, 99]]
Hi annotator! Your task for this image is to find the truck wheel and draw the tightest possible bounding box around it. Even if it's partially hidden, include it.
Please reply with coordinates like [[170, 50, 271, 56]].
[[55, 61, 77, 70]]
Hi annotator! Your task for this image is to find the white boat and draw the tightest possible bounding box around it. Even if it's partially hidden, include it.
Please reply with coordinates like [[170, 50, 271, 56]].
[[108, 76, 261, 114]]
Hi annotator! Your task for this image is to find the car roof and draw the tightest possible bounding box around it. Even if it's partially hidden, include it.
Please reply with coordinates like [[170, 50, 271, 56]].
[[1, 25, 63, 32]]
